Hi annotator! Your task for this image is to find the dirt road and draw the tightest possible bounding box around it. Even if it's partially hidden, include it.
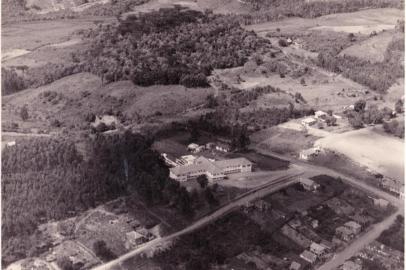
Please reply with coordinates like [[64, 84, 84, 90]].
[[92, 173, 302, 270]]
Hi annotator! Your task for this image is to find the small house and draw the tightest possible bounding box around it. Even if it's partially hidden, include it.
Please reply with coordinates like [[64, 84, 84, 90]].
[[300, 250, 317, 264], [187, 143, 199, 152], [290, 261, 301, 270], [344, 221, 362, 235], [125, 231, 147, 249], [215, 142, 232, 152], [299, 178, 320, 192], [372, 198, 389, 209], [301, 117, 317, 127], [310, 242, 326, 257], [335, 226, 354, 242], [299, 147, 321, 160], [314, 111, 328, 120], [311, 219, 319, 229]]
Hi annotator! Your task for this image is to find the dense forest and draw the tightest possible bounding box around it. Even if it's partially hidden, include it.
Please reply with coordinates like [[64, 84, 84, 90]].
[[79, 6, 270, 87], [238, 0, 402, 25], [2, 132, 194, 265]]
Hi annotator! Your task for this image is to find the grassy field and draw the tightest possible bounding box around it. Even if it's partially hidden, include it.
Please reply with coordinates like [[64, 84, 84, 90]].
[[339, 30, 402, 63], [244, 8, 403, 36], [2, 18, 109, 51], [315, 127, 404, 182]]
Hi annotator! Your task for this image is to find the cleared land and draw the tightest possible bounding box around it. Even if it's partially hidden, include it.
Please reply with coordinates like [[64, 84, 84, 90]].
[[245, 8, 403, 36], [315, 127, 404, 182], [339, 31, 402, 63]]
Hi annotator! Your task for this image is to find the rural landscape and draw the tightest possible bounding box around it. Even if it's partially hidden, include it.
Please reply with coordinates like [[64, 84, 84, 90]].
[[1, 0, 405, 270]]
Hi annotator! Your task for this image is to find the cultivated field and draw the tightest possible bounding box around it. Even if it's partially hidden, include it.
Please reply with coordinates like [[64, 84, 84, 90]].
[[315, 127, 404, 182]]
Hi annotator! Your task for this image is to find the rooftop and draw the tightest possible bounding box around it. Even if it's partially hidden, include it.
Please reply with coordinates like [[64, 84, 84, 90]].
[[300, 250, 317, 263], [345, 221, 362, 229], [300, 178, 317, 186], [170, 156, 252, 176], [310, 242, 326, 253]]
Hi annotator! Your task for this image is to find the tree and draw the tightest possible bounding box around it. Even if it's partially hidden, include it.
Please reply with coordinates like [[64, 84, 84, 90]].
[[348, 112, 363, 128], [93, 240, 116, 261], [57, 257, 74, 270], [278, 38, 288, 47], [206, 94, 218, 108], [20, 106, 29, 121], [197, 175, 208, 189], [189, 126, 200, 143], [204, 187, 218, 207], [354, 99, 366, 112], [395, 99, 404, 113], [300, 78, 306, 86]]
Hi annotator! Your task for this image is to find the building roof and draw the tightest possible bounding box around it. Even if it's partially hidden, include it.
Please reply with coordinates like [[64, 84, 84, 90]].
[[187, 143, 199, 149], [336, 226, 353, 236], [315, 110, 327, 117], [290, 261, 301, 270], [300, 250, 317, 263], [170, 157, 252, 176], [215, 157, 252, 168], [302, 117, 316, 123], [300, 148, 319, 156], [310, 242, 326, 253], [345, 221, 361, 230], [300, 178, 316, 186], [126, 231, 144, 240]]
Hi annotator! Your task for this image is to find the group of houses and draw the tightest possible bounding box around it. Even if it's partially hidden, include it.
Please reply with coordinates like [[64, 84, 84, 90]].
[[169, 156, 253, 182]]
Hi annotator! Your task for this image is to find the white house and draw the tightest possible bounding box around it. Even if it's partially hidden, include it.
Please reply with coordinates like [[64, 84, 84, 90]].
[[170, 156, 252, 182], [301, 117, 317, 127], [299, 146, 321, 160], [299, 178, 320, 192], [315, 110, 328, 119], [187, 143, 199, 152]]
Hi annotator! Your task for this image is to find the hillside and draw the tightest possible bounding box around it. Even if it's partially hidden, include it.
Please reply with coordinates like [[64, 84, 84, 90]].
[[2, 72, 215, 133]]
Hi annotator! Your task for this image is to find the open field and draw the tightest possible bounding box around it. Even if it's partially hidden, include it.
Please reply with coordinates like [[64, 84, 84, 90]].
[[2, 72, 214, 132], [124, 0, 249, 17], [315, 127, 404, 182], [2, 18, 110, 51], [250, 126, 320, 157], [339, 30, 402, 63], [246, 8, 403, 36]]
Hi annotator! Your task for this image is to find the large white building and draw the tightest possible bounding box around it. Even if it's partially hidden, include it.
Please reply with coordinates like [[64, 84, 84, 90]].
[[169, 156, 252, 182]]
